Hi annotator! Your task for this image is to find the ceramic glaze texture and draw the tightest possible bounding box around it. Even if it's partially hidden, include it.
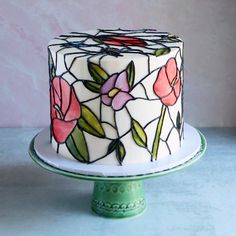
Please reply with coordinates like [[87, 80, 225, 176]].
[[48, 29, 184, 165]]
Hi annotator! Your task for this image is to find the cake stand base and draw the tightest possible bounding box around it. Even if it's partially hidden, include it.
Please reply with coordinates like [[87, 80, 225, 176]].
[[92, 181, 145, 218], [29, 124, 207, 218]]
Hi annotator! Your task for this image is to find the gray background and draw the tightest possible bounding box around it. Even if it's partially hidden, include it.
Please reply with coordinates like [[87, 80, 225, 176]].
[[0, 0, 236, 127]]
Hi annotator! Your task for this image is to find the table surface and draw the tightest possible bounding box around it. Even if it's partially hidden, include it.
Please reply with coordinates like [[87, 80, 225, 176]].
[[0, 128, 235, 236]]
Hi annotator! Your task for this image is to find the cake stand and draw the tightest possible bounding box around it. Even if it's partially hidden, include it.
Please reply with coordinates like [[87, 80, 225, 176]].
[[28, 123, 207, 218]]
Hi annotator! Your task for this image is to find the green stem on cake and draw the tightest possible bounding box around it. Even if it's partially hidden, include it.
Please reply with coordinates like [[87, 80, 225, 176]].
[[113, 111, 120, 138], [151, 105, 167, 161]]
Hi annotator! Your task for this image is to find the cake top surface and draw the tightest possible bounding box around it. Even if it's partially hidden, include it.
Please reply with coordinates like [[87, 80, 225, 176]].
[[48, 29, 182, 60]]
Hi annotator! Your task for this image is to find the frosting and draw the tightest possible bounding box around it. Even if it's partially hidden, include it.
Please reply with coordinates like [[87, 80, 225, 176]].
[[48, 29, 184, 166]]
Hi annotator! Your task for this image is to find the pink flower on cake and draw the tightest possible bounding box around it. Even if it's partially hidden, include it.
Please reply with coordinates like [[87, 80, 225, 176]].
[[50, 77, 81, 143], [101, 71, 134, 111], [98, 35, 147, 47], [153, 58, 181, 106]]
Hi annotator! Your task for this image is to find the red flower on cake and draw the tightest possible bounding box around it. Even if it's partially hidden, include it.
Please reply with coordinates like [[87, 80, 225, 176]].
[[97, 35, 147, 47], [153, 58, 181, 106], [50, 77, 81, 143]]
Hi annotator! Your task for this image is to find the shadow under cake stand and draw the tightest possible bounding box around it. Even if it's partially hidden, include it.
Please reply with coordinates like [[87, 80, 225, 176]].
[[28, 123, 207, 218]]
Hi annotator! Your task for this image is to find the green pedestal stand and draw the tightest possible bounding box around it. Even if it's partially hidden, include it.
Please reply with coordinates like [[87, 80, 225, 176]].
[[29, 131, 206, 218], [91, 181, 145, 218]]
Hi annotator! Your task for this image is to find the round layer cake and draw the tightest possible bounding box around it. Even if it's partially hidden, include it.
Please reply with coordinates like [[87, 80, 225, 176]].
[[48, 29, 184, 165]]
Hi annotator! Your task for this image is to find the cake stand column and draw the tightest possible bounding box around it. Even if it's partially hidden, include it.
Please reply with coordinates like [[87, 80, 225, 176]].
[[91, 180, 146, 218]]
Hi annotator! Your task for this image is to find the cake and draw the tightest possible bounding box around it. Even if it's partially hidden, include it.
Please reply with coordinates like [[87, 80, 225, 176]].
[[48, 29, 184, 166]]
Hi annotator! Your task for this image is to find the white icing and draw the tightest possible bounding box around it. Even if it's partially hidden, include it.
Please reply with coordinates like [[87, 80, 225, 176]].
[[126, 99, 162, 127], [157, 140, 170, 158], [166, 128, 181, 153], [48, 29, 184, 166], [73, 81, 98, 101], [121, 132, 150, 165], [101, 122, 117, 139], [61, 72, 76, 85], [115, 108, 130, 136], [100, 103, 116, 127]]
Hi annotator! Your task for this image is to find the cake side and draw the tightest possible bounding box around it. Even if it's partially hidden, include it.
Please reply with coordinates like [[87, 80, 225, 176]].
[[48, 29, 184, 165]]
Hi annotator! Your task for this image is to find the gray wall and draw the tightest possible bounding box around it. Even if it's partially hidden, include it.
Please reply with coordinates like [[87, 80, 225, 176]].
[[0, 0, 235, 127]]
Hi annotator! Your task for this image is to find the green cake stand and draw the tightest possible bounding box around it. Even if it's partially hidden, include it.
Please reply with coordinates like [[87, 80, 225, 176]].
[[28, 124, 207, 218]]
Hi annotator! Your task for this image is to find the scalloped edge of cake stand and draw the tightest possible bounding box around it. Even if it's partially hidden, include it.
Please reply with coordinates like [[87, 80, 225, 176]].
[[29, 123, 206, 181]]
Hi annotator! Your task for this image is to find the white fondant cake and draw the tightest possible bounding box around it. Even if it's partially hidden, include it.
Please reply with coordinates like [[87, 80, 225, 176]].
[[48, 29, 184, 166]]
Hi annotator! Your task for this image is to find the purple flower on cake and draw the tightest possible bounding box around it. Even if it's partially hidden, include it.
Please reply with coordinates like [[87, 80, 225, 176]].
[[101, 71, 134, 111]]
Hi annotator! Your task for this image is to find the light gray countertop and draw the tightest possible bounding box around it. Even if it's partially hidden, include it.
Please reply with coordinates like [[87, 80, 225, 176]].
[[0, 128, 235, 236]]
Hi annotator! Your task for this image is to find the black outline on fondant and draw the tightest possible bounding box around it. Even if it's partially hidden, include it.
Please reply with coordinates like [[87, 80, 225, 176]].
[[48, 29, 184, 165]]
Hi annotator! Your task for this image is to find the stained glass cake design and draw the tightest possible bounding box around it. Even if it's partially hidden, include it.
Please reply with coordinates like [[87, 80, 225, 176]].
[[48, 29, 184, 165]]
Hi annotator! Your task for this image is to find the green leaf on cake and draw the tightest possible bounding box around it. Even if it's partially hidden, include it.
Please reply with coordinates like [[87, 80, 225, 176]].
[[88, 62, 109, 84], [154, 48, 171, 57], [131, 119, 147, 148], [107, 139, 119, 154], [116, 141, 126, 165], [83, 80, 101, 93], [107, 139, 126, 165], [78, 104, 105, 138], [93, 37, 102, 44], [176, 111, 181, 131], [66, 125, 89, 163], [126, 60, 135, 87]]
